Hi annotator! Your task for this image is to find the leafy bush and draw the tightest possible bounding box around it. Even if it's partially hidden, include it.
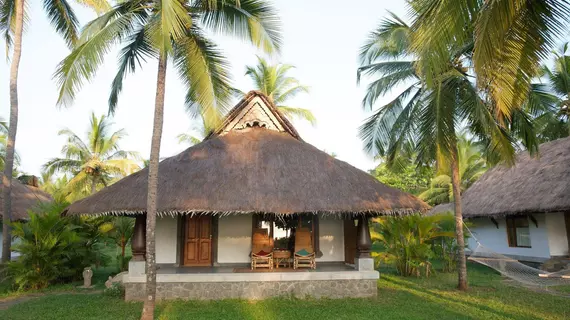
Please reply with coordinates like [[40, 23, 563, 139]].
[[7, 203, 112, 290], [103, 282, 125, 298], [371, 214, 455, 277]]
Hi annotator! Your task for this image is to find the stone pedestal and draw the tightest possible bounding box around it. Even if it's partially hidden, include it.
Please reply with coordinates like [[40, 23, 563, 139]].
[[356, 258, 375, 271], [129, 260, 146, 277]]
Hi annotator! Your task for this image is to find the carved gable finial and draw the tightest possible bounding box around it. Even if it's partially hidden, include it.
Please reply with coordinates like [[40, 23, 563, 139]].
[[220, 96, 285, 135]]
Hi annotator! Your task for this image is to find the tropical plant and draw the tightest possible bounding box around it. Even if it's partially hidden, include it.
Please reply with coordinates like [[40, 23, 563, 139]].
[[371, 214, 455, 277], [39, 172, 74, 204], [110, 217, 135, 271], [0, 118, 20, 172], [43, 112, 141, 199], [523, 43, 570, 143], [0, 0, 110, 264], [6, 202, 112, 290], [419, 135, 487, 205], [177, 119, 208, 147], [54, 1, 282, 317], [238, 56, 315, 124], [7, 204, 80, 290], [409, 0, 570, 122], [357, 12, 533, 290]]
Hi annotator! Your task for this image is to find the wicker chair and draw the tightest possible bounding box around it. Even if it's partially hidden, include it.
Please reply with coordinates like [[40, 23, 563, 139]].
[[293, 228, 316, 269], [251, 228, 274, 270]]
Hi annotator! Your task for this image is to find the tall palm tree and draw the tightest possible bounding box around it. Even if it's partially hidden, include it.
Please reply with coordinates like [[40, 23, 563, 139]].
[[409, 0, 570, 123], [43, 112, 141, 199], [523, 43, 570, 142], [419, 135, 487, 205], [53, 1, 281, 317], [239, 56, 315, 124], [357, 12, 529, 291], [0, 0, 110, 263]]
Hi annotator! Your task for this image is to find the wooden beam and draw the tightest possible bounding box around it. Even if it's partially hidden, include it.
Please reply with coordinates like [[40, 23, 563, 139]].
[[490, 217, 499, 229], [131, 214, 146, 261], [528, 215, 538, 228], [356, 216, 372, 258]]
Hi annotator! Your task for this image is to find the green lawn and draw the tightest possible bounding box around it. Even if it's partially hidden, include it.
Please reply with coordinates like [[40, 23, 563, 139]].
[[1, 262, 569, 320]]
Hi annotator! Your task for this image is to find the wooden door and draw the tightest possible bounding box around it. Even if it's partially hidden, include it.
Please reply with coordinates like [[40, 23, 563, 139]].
[[184, 216, 212, 266], [344, 219, 358, 264]]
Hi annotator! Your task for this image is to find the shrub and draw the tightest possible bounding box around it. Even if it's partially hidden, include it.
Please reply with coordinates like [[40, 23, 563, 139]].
[[7, 203, 112, 290], [371, 214, 455, 277], [103, 282, 125, 298]]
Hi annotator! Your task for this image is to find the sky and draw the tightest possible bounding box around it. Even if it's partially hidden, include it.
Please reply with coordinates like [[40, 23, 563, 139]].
[[0, 0, 410, 177]]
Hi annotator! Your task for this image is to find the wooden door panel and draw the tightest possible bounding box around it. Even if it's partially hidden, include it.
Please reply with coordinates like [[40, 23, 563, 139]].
[[184, 216, 212, 266], [344, 219, 357, 264]]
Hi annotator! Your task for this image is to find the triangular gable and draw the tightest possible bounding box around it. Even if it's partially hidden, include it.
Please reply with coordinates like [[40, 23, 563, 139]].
[[211, 91, 301, 140]]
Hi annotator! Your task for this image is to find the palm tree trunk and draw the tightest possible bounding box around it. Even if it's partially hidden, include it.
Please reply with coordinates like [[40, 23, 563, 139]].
[[140, 54, 167, 320], [450, 146, 468, 291], [91, 177, 97, 194], [1, 0, 25, 264]]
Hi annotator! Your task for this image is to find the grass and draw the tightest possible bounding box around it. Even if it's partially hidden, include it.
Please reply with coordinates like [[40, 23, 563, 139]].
[[1, 262, 569, 320]]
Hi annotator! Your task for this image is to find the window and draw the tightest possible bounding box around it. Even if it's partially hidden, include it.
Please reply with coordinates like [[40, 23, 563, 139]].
[[506, 216, 531, 248]]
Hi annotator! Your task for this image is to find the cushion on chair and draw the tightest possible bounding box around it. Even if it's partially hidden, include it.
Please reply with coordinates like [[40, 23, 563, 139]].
[[295, 248, 312, 256], [256, 250, 271, 256]]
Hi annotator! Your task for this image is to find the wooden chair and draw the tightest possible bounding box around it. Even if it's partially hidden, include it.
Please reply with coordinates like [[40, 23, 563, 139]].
[[251, 228, 274, 270], [294, 228, 316, 269]]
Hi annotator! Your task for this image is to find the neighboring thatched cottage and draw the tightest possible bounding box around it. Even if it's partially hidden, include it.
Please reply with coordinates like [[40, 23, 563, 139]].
[[64, 91, 429, 301], [431, 137, 570, 262], [0, 175, 53, 258]]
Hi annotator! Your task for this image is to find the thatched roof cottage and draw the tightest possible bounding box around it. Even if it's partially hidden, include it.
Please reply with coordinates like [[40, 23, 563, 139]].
[[431, 137, 570, 262], [65, 91, 428, 301], [0, 175, 52, 258]]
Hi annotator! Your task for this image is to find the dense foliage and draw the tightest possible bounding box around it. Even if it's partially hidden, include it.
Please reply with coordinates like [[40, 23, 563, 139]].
[[371, 214, 456, 277], [5, 203, 113, 290]]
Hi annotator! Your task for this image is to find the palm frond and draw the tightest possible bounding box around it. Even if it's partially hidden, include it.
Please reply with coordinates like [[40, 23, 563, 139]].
[[173, 26, 233, 130], [43, 0, 80, 47], [199, 0, 282, 55], [275, 106, 316, 125]]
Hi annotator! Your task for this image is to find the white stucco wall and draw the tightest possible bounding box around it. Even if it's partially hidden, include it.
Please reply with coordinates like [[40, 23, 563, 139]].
[[545, 212, 569, 256], [156, 216, 178, 264], [317, 215, 344, 262], [217, 215, 252, 264], [467, 214, 550, 260]]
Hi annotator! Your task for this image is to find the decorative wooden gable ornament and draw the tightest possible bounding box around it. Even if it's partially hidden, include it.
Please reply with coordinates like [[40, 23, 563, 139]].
[[213, 91, 301, 140]]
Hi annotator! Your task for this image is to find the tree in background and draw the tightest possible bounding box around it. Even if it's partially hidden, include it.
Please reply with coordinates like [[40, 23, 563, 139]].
[[54, 1, 282, 317], [239, 56, 315, 124], [0, 118, 20, 173], [43, 112, 141, 199], [0, 0, 110, 264], [410, 0, 570, 124], [358, 12, 530, 291], [109, 217, 135, 271], [419, 135, 487, 205], [525, 43, 570, 143]]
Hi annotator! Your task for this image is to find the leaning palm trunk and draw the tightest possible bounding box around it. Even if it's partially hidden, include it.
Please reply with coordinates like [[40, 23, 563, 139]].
[[141, 54, 167, 320], [1, 0, 25, 263], [450, 146, 468, 291]]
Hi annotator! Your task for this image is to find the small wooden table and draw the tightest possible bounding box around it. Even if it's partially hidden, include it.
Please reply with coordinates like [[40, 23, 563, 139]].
[[273, 250, 291, 269]]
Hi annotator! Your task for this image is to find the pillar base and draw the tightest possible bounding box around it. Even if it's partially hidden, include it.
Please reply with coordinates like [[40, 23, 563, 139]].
[[356, 258, 375, 271], [128, 260, 146, 277]]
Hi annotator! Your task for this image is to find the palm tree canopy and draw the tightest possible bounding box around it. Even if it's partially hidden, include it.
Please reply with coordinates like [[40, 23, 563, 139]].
[[409, 0, 570, 122], [54, 0, 282, 130], [240, 56, 315, 125], [357, 12, 522, 170], [43, 112, 141, 199], [0, 0, 110, 53]]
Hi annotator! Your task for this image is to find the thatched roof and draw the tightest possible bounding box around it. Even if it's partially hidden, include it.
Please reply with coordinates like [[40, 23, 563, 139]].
[[0, 175, 53, 221], [430, 137, 570, 217], [64, 91, 429, 217]]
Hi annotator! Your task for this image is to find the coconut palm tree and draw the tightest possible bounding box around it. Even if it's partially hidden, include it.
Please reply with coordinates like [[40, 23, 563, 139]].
[[43, 112, 141, 199], [419, 135, 487, 205], [238, 56, 315, 124], [409, 0, 570, 123], [523, 43, 570, 143], [0, 0, 110, 264], [53, 1, 281, 317], [357, 12, 530, 291]]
